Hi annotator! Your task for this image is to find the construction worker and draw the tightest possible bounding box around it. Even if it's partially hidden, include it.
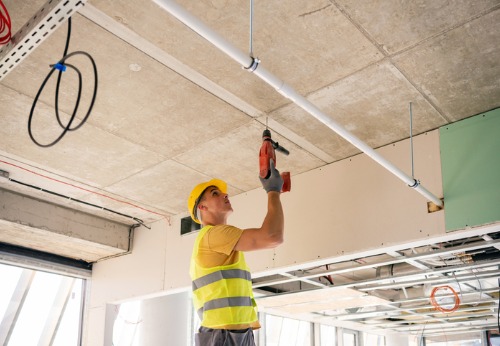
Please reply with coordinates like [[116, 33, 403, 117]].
[[187, 159, 285, 346]]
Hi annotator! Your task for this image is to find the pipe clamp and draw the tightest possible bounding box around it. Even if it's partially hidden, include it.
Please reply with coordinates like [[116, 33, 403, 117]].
[[408, 179, 420, 188], [244, 57, 260, 72]]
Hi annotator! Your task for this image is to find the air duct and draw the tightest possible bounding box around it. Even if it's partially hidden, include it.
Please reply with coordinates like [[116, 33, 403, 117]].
[[152, 0, 443, 208]]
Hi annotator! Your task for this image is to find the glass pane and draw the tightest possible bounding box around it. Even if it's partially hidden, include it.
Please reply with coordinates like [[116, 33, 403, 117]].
[[320, 324, 336, 346], [265, 314, 283, 346], [112, 300, 142, 346], [264, 314, 311, 346], [295, 320, 311, 346], [279, 317, 299, 345], [343, 331, 357, 346], [0, 263, 85, 346], [8, 271, 62, 345], [0, 264, 23, 320], [424, 331, 483, 346], [363, 332, 385, 346], [52, 280, 83, 346]]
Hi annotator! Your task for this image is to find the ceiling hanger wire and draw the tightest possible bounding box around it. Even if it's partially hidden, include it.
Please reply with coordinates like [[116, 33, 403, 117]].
[[409, 102, 415, 179], [249, 0, 254, 58]]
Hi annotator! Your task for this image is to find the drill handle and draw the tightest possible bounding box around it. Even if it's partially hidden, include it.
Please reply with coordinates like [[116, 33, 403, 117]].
[[272, 141, 289, 156]]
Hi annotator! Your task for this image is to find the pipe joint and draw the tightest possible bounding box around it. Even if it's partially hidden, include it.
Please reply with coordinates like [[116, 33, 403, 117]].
[[408, 179, 420, 189], [243, 56, 260, 72]]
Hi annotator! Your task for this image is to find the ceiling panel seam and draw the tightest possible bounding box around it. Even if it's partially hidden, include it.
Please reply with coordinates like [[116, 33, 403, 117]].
[[77, 4, 334, 165]]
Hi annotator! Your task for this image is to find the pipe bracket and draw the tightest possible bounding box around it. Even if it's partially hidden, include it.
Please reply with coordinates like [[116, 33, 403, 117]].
[[408, 179, 420, 188], [243, 56, 260, 72]]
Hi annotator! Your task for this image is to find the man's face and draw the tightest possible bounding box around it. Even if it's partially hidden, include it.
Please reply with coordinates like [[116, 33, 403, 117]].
[[199, 186, 232, 215]]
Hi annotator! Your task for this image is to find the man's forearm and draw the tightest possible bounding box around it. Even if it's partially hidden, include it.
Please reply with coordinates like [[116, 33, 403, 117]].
[[262, 191, 284, 245]]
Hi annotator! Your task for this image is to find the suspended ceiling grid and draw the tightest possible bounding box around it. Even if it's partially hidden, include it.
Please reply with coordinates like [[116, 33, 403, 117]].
[[254, 225, 500, 338]]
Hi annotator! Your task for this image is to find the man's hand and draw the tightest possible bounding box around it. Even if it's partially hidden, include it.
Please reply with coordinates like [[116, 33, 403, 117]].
[[259, 159, 284, 193]]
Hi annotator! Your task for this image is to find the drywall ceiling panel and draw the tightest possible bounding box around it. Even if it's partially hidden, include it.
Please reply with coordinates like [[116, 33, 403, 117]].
[[277, 294, 390, 314], [257, 287, 366, 308], [440, 109, 500, 231], [256, 286, 390, 314], [239, 130, 444, 273]]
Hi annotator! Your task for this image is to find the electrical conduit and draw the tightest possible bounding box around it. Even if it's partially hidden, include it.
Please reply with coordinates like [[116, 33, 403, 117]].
[[152, 0, 443, 208]]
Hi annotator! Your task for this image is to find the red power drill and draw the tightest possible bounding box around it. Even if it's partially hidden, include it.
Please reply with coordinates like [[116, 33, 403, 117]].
[[259, 129, 291, 192]]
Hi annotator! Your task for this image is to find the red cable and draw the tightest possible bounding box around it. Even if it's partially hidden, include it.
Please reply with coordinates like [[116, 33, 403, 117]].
[[0, 0, 12, 45], [430, 285, 460, 313], [0, 159, 169, 221]]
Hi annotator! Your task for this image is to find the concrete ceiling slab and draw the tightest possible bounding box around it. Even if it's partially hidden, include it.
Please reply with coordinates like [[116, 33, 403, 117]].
[[335, 0, 500, 54], [174, 120, 325, 192], [393, 9, 500, 121], [271, 61, 447, 161], [0, 0, 499, 258], [0, 85, 165, 187], [105, 159, 224, 217]]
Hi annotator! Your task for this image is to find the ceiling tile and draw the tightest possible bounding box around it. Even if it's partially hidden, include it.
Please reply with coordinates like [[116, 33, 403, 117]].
[[271, 61, 446, 160], [174, 121, 325, 192], [0, 85, 165, 187], [393, 10, 500, 120], [335, 0, 500, 54]]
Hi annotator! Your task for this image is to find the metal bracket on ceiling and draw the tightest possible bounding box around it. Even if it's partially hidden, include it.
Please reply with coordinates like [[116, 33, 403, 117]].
[[0, 0, 88, 81]]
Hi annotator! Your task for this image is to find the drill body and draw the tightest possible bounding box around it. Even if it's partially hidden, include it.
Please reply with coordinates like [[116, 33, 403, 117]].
[[259, 129, 291, 192]]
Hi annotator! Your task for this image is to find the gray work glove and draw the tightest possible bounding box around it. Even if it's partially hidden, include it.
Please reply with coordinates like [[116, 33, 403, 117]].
[[259, 159, 284, 193]]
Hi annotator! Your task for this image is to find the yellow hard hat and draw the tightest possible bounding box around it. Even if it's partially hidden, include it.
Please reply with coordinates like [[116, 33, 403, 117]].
[[187, 178, 227, 224]]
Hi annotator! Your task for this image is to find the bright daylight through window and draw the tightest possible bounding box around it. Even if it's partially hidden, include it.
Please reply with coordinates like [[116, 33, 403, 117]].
[[0, 262, 85, 346]]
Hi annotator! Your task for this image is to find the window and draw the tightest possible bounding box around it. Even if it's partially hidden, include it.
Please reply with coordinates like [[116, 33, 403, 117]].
[[0, 262, 85, 346], [362, 332, 385, 346], [319, 324, 336, 346], [342, 329, 358, 346], [265, 314, 312, 346]]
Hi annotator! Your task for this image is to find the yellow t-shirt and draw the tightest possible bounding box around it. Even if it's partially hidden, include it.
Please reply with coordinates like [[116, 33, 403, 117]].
[[196, 224, 261, 330]]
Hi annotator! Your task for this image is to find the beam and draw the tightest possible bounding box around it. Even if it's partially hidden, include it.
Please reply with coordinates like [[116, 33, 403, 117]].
[[0, 188, 130, 262]]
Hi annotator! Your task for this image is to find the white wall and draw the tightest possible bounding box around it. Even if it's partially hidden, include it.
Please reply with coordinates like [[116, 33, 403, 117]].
[[85, 130, 448, 345]]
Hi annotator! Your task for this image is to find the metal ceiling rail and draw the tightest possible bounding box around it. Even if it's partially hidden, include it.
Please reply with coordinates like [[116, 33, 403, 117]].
[[390, 318, 499, 333], [348, 257, 500, 290], [421, 324, 499, 337], [368, 308, 498, 325], [152, 0, 444, 207], [356, 268, 500, 291], [252, 238, 500, 288], [334, 298, 498, 322]]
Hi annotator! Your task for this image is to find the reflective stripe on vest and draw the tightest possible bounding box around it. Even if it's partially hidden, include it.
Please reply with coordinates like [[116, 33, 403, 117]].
[[197, 296, 253, 320], [192, 269, 252, 291]]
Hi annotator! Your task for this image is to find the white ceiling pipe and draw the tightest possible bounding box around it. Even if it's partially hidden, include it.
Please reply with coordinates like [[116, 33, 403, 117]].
[[153, 0, 443, 208]]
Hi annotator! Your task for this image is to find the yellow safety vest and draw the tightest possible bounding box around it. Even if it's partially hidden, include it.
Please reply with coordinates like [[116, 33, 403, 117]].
[[190, 225, 258, 328]]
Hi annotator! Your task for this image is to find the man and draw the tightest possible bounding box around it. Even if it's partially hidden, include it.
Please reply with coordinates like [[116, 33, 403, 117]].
[[187, 159, 285, 346]]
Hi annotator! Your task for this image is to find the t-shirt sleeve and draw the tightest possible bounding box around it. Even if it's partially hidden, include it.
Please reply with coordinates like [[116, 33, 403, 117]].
[[206, 225, 243, 256]]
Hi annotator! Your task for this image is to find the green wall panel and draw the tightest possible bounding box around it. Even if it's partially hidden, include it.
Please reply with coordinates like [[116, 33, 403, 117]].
[[440, 108, 500, 231]]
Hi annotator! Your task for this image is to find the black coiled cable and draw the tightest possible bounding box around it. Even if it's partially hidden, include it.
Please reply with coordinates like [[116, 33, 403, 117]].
[[28, 17, 98, 147]]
